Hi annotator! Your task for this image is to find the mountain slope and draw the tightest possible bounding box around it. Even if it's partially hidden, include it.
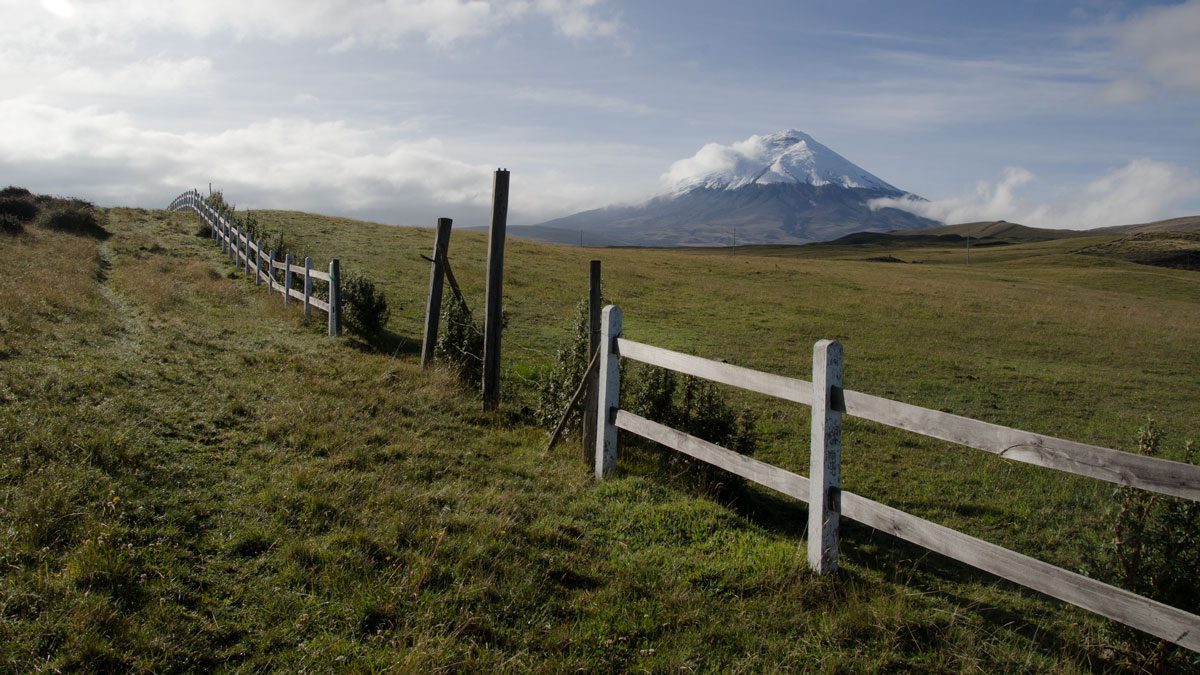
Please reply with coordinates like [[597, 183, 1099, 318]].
[[524, 130, 938, 246]]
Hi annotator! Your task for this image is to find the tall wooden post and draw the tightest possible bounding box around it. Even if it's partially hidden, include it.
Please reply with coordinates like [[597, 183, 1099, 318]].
[[268, 251, 276, 291], [328, 259, 341, 338], [582, 260, 601, 462], [253, 240, 261, 286], [594, 305, 621, 480], [421, 217, 454, 369], [481, 169, 509, 410], [809, 339, 843, 575]]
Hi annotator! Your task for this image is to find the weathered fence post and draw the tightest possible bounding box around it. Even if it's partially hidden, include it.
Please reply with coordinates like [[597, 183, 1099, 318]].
[[231, 224, 239, 264], [421, 217, 454, 369], [809, 339, 843, 575], [243, 233, 251, 275], [268, 250, 275, 292], [594, 304, 621, 480], [303, 256, 313, 318], [582, 260, 601, 463], [328, 259, 340, 337], [253, 240, 261, 286], [283, 253, 293, 304], [482, 169, 510, 410]]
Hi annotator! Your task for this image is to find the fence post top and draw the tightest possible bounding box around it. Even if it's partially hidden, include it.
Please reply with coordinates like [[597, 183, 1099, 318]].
[[814, 338, 842, 353]]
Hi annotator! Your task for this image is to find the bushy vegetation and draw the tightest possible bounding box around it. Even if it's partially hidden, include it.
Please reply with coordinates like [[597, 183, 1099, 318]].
[[0, 213, 24, 235], [341, 272, 392, 337], [1105, 422, 1200, 669], [434, 295, 485, 385], [0, 196, 38, 222], [40, 203, 108, 238], [534, 298, 599, 428]]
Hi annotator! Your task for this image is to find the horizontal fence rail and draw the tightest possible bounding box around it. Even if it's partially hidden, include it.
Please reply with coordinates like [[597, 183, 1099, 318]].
[[594, 304, 1200, 652], [167, 189, 340, 336]]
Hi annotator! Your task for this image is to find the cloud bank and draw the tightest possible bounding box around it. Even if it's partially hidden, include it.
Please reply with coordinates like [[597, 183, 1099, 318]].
[[870, 160, 1200, 229], [0, 98, 610, 224], [1099, 0, 1200, 102]]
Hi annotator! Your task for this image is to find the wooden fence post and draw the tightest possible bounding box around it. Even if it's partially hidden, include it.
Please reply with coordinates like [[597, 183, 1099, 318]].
[[303, 256, 312, 318], [328, 259, 340, 337], [422, 217, 454, 369], [594, 304, 621, 480], [253, 240, 261, 286], [232, 224, 239, 264], [268, 251, 275, 292], [809, 339, 843, 575], [582, 260, 601, 463], [283, 253, 293, 304], [243, 233, 250, 276], [482, 169, 510, 410]]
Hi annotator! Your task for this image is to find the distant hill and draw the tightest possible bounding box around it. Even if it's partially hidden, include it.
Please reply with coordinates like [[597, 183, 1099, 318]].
[[816, 216, 1200, 250]]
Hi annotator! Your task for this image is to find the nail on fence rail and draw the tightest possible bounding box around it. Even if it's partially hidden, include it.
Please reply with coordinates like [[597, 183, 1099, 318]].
[[592, 304, 1200, 652], [168, 189, 340, 336]]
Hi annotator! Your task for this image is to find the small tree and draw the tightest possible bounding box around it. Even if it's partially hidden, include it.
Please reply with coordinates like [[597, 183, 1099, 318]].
[[341, 273, 391, 337]]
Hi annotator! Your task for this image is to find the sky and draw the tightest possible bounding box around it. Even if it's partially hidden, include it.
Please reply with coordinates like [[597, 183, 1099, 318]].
[[1, 0, 1199, 230]]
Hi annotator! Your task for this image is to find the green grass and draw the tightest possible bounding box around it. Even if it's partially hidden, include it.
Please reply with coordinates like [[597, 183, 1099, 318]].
[[1, 205, 1198, 670]]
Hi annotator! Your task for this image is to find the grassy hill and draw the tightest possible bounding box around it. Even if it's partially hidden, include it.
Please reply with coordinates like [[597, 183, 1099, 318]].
[[3, 203, 1199, 670]]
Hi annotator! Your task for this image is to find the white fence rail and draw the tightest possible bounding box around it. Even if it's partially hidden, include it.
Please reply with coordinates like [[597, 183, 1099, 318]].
[[592, 304, 1200, 652], [167, 189, 340, 336]]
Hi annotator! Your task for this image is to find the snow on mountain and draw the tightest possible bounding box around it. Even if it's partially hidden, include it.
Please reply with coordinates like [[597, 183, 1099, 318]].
[[663, 129, 899, 195]]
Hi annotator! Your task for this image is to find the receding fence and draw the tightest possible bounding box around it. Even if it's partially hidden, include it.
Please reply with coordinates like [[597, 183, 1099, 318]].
[[592, 304, 1200, 652], [168, 189, 341, 336]]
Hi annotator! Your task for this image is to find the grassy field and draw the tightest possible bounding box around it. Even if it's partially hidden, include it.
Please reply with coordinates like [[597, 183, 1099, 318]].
[[2, 204, 1198, 671]]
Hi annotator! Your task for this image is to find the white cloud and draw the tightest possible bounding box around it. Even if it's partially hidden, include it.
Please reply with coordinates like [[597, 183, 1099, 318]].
[[2, 0, 623, 48], [1097, 0, 1200, 101], [0, 98, 614, 223], [870, 160, 1200, 229]]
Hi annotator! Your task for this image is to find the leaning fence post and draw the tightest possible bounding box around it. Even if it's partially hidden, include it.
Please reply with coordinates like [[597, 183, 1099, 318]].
[[482, 169, 510, 410], [809, 339, 843, 575], [582, 260, 601, 463], [328, 259, 340, 337], [283, 253, 293, 304], [594, 304, 621, 480], [303, 256, 312, 318], [421, 217, 454, 368]]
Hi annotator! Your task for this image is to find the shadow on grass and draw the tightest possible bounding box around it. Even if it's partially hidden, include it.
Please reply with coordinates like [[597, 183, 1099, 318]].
[[615, 442, 1109, 665], [344, 328, 422, 357]]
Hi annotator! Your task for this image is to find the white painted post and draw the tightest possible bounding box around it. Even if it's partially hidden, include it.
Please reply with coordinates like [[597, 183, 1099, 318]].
[[303, 256, 312, 317], [328, 259, 340, 337], [594, 305, 622, 480], [283, 253, 292, 304], [809, 339, 843, 575]]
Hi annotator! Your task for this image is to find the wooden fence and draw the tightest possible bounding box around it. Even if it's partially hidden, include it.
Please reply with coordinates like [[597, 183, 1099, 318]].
[[592, 305, 1200, 652], [168, 190, 341, 336]]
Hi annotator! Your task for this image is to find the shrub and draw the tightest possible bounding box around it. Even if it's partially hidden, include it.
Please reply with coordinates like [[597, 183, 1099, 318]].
[[624, 363, 758, 456], [341, 272, 391, 337], [0, 196, 38, 222], [0, 213, 24, 235], [40, 205, 108, 238], [435, 296, 485, 385], [534, 299, 598, 428], [1107, 421, 1200, 668], [0, 185, 32, 199]]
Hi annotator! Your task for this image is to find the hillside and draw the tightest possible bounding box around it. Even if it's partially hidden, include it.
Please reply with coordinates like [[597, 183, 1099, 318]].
[[3, 203, 1200, 670]]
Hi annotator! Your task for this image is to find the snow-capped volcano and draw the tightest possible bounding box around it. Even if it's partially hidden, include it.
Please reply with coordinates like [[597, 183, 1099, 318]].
[[664, 129, 899, 193], [519, 129, 936, 247]]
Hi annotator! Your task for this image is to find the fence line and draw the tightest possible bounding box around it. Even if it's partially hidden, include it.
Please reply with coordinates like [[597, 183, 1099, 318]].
[[596, 309, 1200, 652], [167, 189, 341, 336]]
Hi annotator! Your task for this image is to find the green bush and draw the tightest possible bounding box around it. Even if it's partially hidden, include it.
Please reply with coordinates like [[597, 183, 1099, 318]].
[[341, 273, 391, 337], [1107, 421, 1200, 668], [624, 363, 758, 456], [0, 185, 32, 199], [0, 196, 38, 222], [0, 213, 24, 235], [435, 296, 485, 385], [40, 204, 108, 238], [534, 299, 599, 428]]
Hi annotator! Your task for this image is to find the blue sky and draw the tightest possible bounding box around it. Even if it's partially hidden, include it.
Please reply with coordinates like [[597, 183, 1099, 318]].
[[2, 0, 1198, 228]]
